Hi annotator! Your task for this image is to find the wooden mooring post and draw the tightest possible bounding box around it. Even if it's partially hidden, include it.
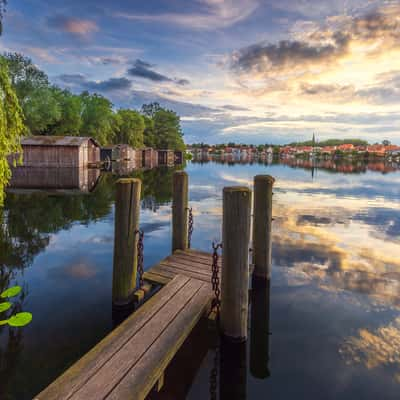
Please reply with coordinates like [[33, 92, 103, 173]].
[[221, 186, 251, 342], [252, 175, 275, 280], [172, 171, 189, 252], [112, 178, 141, 307]]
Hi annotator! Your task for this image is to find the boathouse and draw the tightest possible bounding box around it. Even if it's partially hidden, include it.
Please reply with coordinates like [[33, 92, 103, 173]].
[[20, 136, 100, 168], [100, 144, 135, 162], [157, 149, 175, 166]]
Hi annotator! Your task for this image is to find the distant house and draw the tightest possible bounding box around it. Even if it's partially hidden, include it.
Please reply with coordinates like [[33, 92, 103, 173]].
[[19, 136, 100, 167]]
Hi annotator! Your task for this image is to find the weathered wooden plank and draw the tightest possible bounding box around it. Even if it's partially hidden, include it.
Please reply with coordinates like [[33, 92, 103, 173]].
[[148, 266, 177, 279], [159, 260, 212, 277], [167, 253, 219, 269], [34, 275, 190, 400], [106, 283, 212, 399], [175, 249, 219, 261], [143, 271, 171, 285], [69, 279, 204, 400], [170, 251, 214, 264], [154, 264, 212, 283]]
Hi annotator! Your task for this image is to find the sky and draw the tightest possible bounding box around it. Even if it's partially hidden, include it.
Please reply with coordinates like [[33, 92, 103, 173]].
[[2, 0, 400, 144]]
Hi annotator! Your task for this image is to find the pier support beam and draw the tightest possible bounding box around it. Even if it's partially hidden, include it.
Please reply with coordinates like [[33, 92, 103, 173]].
[[221, 186, 251, 342], [172, 171, 189, 252], [112, 178, 141, 307], [252, 175, 275, 280]]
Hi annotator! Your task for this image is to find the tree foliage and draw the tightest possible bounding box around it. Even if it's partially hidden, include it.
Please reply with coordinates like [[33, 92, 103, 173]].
[[2, 52, 186, 150], [0, 57, 24, 206], [79, 91, 114, 145], [114, 109, 144, 148], [153, 108, 185, 150]]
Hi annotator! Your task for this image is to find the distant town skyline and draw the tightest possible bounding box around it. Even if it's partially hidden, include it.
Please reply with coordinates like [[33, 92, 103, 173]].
[[2, 0, 400, 144]]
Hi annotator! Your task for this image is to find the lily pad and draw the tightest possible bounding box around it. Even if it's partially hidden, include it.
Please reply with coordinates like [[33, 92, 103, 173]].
[[1, 286, 22, 299], [0, 319, 8, 326], [0, 302, 11, 312], [8, 312, 32, 327]]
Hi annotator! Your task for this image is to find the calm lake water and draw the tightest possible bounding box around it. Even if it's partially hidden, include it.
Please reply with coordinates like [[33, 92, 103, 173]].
[[1, 159, 400, 399]]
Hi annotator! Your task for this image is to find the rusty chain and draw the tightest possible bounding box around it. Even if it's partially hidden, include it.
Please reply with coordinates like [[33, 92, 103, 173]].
[[209, 241, 222, 400], [135, 229, 144, 288], [211, 241, 222, 316], [187, 207, 194, 248]]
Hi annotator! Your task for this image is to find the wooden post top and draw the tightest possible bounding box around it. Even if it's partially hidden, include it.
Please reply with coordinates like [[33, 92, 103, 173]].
[[254, 175, 275, 184], [116, 178, 142, 185], [173, 171, 188, 177], [223, 186, 251, 193]]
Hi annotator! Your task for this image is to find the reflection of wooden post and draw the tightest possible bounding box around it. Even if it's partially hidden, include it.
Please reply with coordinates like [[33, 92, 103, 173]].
[[250, 276, 271, 379], [220, 338, 247, 400], [221, 186, 251, 341], [253, 175, 275, 280], [112, 178, 141, 306], [172, 171, 188, 252]]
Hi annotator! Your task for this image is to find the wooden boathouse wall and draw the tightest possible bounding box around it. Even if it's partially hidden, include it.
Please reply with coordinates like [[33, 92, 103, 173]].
[[19, 136, 100, 168]]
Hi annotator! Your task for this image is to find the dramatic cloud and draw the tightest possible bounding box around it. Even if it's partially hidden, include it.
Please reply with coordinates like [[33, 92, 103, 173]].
[[114, 0, 259, 30], [47, 15, 99, 36], [128, 59, 190, 85], [128, 59, 172, 82], [57, 74, 132, 92], [230, 4, 400, 79], [231, 33, 350, 74]]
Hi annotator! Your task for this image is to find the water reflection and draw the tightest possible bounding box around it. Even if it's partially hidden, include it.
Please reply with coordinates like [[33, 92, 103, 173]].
[[1, 159, 400, 399], [250, 277, 271, 380], [9, 167, 100, 193], [220, 338, 247, 400]]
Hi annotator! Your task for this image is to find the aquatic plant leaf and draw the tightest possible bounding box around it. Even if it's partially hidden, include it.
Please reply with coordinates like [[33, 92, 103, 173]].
[[0, 286, 22, 298], [8, 312, 32, 327], [0, 302, 11, 312]]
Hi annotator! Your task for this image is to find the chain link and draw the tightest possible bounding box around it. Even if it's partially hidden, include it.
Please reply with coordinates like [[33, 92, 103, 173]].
[[187, 207, 194, 248], [211, 241, 222, 316], [135, 229, 144, 288]]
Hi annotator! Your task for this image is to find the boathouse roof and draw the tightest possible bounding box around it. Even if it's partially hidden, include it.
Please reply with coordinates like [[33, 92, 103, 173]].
[[21, 136, 100, 147]]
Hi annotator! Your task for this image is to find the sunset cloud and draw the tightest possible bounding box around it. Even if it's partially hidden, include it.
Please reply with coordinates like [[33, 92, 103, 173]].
[[114, 0, 259, 30], [5, 0, 400, 143], [47, 15, 99, 36], [127, 59, 190, 85]]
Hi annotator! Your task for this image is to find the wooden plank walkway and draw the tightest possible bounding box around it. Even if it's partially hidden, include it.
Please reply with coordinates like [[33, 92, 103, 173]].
[[35, 250, 216, 400]]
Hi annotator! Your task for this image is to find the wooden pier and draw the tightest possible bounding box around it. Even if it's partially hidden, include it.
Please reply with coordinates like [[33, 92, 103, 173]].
[[35, 172, 274, 400], [35, 251, 217, 400]]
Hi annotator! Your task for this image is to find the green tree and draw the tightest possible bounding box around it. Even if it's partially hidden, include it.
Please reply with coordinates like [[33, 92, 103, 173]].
[[152, 108, 185, 150], [3, 53, 49, 103], [114, 109, 144, 148], [23, 86, 61, 134], [0, 57, 24, 206], [3, 53, 60, 134], [143, 115, 156, 148], [50, 88, 82, 136], [80, 91, 114, 145], [141, 102, 161, 119]]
